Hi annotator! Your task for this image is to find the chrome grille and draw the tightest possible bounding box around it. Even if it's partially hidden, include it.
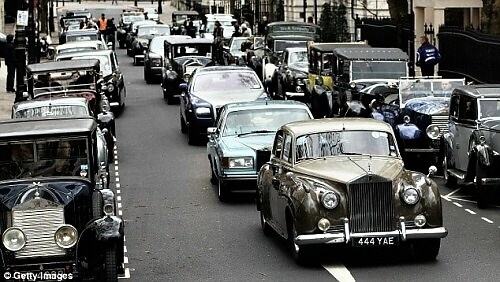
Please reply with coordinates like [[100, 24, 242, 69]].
[[348, 181, 395, 233], [431, 115, 449, 134], [13, 208, 66, 258]]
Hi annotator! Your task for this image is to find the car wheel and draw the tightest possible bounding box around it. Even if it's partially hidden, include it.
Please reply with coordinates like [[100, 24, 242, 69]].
[[218, 179, 230, 202], [287, 219, 313, 265], [260, 210, 272, 236], [443, 156, 456, 187], [412, 238, 440, 261], [180, 112, 187, 134], [101, 245, 118, 282], [144, 70, 152, 84], [209, 157, 218, 185], [476, 160, 488, 209], [187, 124, 199, 145], [166, 92, 175, 105]]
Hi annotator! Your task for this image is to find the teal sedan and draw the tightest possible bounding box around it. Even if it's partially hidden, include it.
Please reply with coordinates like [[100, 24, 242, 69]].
[[207, 100, 313, 201]]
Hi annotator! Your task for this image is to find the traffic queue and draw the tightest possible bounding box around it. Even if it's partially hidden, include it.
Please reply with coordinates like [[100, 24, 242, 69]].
[[0, 5, 499, 278]]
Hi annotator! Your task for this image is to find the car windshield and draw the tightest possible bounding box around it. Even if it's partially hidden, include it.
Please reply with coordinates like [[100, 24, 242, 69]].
[[123, 15, 145, 24], [193, 72, 262, 93], [73, 55, 112, 76], [15, 105, 89, 119], [138, 26, 170, 36], [479, 99, 500, 119], [274, 41, 307, 53], [351, 61, 407, 81], [296, 130, 398, 162], [230, 38, 248, 53], [289, 51, 308, 65], [58, 47, 97, 54], [0, 139, 90, 181], [399, 79, 464, 105], [223, 108, 310, 137], [172, 44, 211, 57]]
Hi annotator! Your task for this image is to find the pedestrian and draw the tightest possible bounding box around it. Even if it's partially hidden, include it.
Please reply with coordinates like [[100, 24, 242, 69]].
[[241, 24, 251, 37], [232, 23, 241, 38], [213, 21, 224, 64], [98, 14, 108, 42], [307, 16, 314, 24], [186, 21, 196, 38], [416, 36, 441, 77], [4, 35, 16, 93], [258, 16, 268, 35], [112, 0, 118, 5], [107, 18, 117, 50]]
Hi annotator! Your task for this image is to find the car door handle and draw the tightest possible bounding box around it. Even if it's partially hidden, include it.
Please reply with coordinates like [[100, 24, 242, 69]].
[[272, 177, 280, 190]]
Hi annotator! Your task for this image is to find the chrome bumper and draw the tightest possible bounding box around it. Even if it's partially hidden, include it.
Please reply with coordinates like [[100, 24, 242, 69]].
[[110, 102, 120, 107], [220, 174, 257, 182], [285, 91, 305, 97], [404, 148, 439, 153], [480, 177, 500, 185], [295, 218, 448, 245]]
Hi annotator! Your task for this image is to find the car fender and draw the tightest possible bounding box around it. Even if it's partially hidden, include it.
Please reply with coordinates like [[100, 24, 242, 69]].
[[395, 123, 423, 141], [92, 215, 125, 242]]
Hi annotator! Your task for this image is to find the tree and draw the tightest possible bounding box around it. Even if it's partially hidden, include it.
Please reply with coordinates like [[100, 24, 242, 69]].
[[319, 3, 335, 42], [335, 3, 350, 42], [386, 0, 408, 24]]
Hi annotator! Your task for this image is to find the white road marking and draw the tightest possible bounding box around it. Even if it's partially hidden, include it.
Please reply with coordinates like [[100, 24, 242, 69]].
[[465, 209, 476, 215], [116, 177, 120, 182], [116, 189, 121, 194], [117, 196, 122, 201], [445, 188, 462, 198], [118, 210, 123, 216], [322, 263, 356, 282], [124, 246, 128, 253], [481, 217, 494, 224], [124, 256, 129, 264], [115, 160, 119, 165], [119, 268, 131, 279], [116, 183, 121, 188], [453, 202, 463, 208], [448, 197, 476, 204], [115, 171, 119, 177], [118, 203, 122, 209]]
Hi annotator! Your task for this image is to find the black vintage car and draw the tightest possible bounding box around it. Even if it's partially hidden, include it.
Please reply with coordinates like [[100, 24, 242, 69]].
[[125, 20, 157, 56], [271, 47, 308, 100], [171, 11, 200, 35], [55, 51, 127, 112], [59, 29, 101, 45], [161, 37, 213, 104], [0, 117, 124, 281], [130, 24, 171, 66], [443, 85, 500, 208], [117, 11, 146, 49]]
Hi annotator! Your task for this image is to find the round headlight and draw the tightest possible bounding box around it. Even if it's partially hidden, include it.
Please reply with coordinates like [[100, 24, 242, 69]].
[[295, 85, 302, 92], [54, 225, 78, 249], [349, 81, 356, 89], [426, 125, 441, 140], [317, 218, 331, 232], [107, 84, 115, 92], [2, 227, 26, 251], [403, 115, 411, 124], [402, 187, 420, 205], [195, 107, 211, 116], [321, 192, 339, 209]]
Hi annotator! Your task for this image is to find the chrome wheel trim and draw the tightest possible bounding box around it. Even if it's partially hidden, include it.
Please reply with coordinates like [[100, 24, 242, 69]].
[[443, 156, 449, 181]]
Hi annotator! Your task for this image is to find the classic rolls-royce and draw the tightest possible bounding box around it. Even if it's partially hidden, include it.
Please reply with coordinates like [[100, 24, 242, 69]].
[[0, 117, 124, 281], [257, 118, 447, 263], [206, 100, 313, 201], [443, 85, 500, 208]]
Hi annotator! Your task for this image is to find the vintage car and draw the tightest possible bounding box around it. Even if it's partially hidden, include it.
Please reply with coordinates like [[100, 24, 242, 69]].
[[366, 78, 465, 169], [257, 118, 447, 263], [124, 20, 157, 53], [144, 35, 191, 83], [305, 43, 369, 118], [59, 29, 101, 45], [117, 11, 146, 49], [52, 40, 107, 59], [0, 117, 124, 280], [223, 36, 250, 65], [161, 37, 213, 104], [443, 85, 500, 208], [143, 7, 159, 22], [130, 24, 171, 65], [179, 66, 267, 145], [59, 15, 87, 35], [207, 101, 313, 201], [271, 47, 308, 100], [56, 50, 126, 112], [200, 14, 236, 42], [171, 11, 200, 35]]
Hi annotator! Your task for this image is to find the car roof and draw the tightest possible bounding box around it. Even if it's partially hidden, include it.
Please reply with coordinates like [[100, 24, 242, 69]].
[[27, 59, 99, 73], [223, 100, 311, 112], [152, 35, 190, 42], [56, 49, 113, 59], [0, 117, 96, 139], [13, 97, 88, 112], [56, 40, 103, 50], [310, 42, 369, 52], [333, 47, 408, 61], [283, 118, 394, 136], [165, 37, 213, 45], [138, 24, 169, 29], [454, 85, 500, 98], [172, 11, 199, 16], [196, 66, 253, 74]]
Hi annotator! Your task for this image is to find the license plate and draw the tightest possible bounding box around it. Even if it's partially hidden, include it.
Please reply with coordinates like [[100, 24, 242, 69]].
[[352, 236, 398, 247]]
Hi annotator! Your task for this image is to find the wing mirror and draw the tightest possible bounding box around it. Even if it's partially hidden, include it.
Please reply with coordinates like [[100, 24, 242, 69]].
[[178, 83, 188, 92]]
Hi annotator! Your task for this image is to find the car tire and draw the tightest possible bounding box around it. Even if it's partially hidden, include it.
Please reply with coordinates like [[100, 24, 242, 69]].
[[102, 245, 118, 282], [260, 210, 272, 236], [218, 179, 230, 202], [209, 157, 218, 185], [412, 238, 440, 261], [187, 124, 199, 145], [180, 112, 187, 134], [443, 155, 456, 187], [476, 160, 488, 209], [144, 70, 152, 84], [287, 216, 314, 265]]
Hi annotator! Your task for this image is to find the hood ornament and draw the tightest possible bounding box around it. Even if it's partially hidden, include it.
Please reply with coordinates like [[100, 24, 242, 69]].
[[32, 182, 42, 199], [367, 155, 373, 181]]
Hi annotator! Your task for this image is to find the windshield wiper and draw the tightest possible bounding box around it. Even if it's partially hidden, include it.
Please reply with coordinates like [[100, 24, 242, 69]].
[[237, 130, 274, 137]]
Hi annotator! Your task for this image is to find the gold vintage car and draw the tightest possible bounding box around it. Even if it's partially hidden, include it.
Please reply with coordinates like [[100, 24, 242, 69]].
[[257, 118, 447, 263]]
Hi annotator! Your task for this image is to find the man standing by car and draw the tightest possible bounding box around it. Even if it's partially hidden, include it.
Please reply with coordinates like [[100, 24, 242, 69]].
[[213, 21, 224, 64], [4, 35, 16, 93], [107, 18, 117, 50], [98, 14, 108, 43], [416, 36, 441, 77]]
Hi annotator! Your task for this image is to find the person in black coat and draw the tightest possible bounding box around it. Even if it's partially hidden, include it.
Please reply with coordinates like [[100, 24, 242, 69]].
[[4, 35, 16, 92], [416, 36, 441, 77]]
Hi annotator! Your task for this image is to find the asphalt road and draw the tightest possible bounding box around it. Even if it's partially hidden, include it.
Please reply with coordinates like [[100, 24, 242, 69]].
[[70, 3, 499, 281]]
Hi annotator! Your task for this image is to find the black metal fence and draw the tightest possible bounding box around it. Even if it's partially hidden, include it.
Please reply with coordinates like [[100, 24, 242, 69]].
[[438, 26, 500, 83]]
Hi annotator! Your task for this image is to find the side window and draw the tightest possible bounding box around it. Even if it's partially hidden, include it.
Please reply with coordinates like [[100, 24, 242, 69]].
[[283, 51, 288, 64], [282, 134, 292, 163], [450, 94, 459, 120], [273, 131, 284, 158], [458, 95, 477, 122]]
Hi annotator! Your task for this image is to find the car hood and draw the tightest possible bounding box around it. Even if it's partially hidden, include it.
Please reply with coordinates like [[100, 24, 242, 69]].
[[193, 89, 265, 108], [0, 178, 91, 210], [288, 62, 308, 74], [404, 97, 450, 115], [294, 156, 404, 184], [220, 134, 276, 155]]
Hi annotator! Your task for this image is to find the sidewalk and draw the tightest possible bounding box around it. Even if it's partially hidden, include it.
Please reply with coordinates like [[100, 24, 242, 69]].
[[0, 61, 14, 121]]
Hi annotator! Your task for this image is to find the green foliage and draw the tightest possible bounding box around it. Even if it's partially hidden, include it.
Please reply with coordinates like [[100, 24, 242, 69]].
[[320, 2, 350, 42]]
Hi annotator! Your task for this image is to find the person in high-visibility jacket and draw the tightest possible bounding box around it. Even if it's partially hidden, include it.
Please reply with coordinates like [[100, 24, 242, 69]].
[[98, 14, 108, 42]]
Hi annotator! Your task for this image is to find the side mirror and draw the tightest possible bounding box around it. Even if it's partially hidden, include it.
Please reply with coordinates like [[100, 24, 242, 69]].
[[179, 83, 188, 92], [207, 127, 218, 135]]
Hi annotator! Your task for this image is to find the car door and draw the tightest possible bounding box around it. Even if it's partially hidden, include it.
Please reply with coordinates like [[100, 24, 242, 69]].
[[455, 95, 478, 171], [268, 131, 285, 236], [208, 108, 226, 175], [447, 94, 460, 166], [275, 133, 294, 234]]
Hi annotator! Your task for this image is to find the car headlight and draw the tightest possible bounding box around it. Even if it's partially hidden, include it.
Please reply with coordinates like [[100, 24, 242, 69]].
[[399, 183, 420, 205], [151, 57, 162, 66], [195, 107, 211, 116], [223, 157, 254, 168], [321, 192, 339, 209], [54, 225, 78, 248], [166, 71, 177, 80], [107, 83, 115, 92], [2, 227, 26, 251], [426, 124, 441, 140]]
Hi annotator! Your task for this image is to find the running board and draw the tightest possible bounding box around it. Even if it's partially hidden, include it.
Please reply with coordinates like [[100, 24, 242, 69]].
[[448, 169, 465, 180]]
